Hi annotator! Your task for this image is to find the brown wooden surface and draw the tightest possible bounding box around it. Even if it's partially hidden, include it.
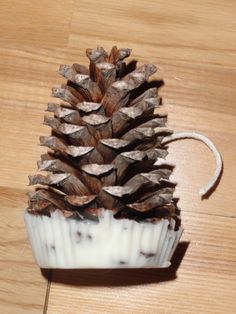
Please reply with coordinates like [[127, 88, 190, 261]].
[[0, 1, 236, 313]]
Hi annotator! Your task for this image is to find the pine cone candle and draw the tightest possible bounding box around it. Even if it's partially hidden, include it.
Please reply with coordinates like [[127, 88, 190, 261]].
[[25, 46, 222, 269]]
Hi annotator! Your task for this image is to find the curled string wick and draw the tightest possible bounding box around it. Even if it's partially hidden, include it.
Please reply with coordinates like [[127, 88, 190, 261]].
[[162, 131, 223, 198]]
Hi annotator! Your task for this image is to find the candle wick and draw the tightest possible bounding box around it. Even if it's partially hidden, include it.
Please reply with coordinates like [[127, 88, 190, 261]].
[[162, 131, 223, 198]]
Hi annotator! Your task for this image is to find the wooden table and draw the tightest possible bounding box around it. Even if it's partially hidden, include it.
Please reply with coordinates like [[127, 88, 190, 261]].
[[1, 1, 236, 313]]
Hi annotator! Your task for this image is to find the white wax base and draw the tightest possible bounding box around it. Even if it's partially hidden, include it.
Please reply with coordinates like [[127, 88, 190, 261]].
[[24, 210, 183, 269]]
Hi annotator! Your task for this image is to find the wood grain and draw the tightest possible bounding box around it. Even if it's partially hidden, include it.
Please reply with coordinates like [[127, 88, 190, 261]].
[[0, 0, 236, 313], [0, 187, 48, 314]]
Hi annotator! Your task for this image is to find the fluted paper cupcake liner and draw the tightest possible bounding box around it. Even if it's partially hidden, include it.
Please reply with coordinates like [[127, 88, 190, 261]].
[[24, 210, 183, 269]]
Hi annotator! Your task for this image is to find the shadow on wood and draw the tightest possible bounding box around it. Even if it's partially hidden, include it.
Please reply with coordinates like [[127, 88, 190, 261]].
[[41, 241, 189, 287]]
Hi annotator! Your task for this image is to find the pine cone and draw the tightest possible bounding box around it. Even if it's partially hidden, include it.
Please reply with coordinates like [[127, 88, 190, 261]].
[[28, 46, 179, 224]]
